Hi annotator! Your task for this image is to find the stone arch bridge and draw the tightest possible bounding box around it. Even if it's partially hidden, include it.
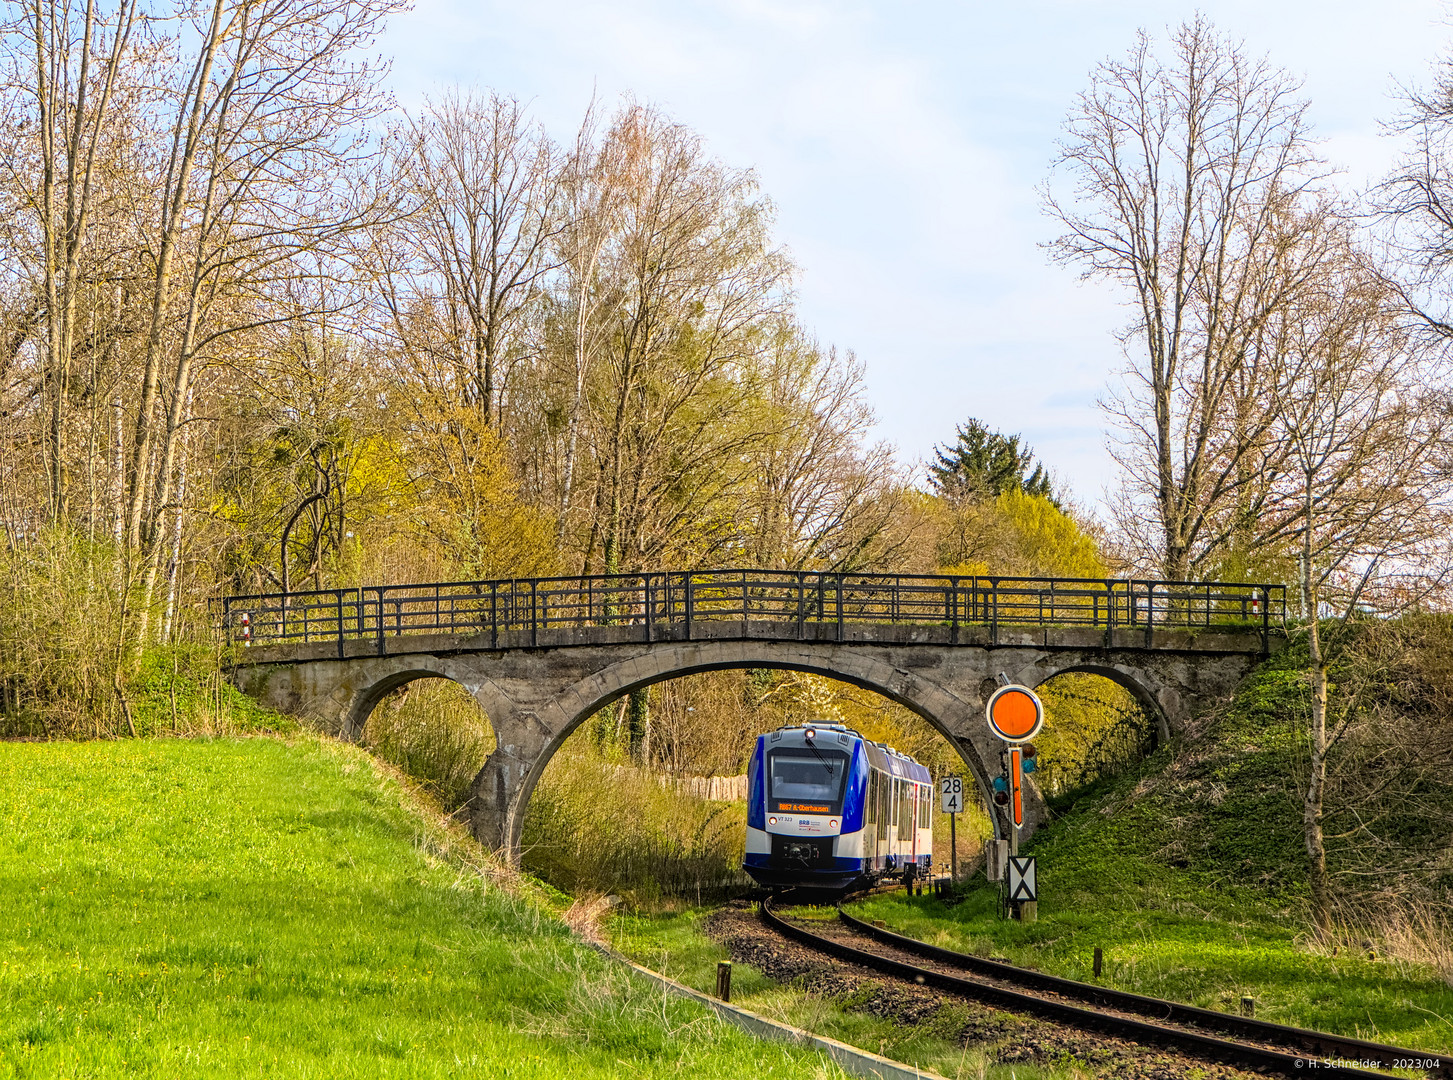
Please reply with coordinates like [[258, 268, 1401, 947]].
[[223, 570, 1284, 860]]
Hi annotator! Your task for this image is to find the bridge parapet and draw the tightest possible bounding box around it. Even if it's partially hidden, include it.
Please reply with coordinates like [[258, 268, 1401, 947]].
[[220, 569, 1286, 659]]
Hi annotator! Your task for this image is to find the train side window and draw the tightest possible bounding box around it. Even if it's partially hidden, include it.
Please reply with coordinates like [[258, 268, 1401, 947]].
[[919, 784, 930, 828], [898, 780, 911, 840]]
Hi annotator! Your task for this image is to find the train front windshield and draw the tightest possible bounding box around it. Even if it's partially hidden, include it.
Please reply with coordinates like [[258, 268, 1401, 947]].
[[768, 748, 849, 814]]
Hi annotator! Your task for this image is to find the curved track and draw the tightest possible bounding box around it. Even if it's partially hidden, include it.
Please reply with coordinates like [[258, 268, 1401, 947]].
[[759, 898, 1449, 1080]]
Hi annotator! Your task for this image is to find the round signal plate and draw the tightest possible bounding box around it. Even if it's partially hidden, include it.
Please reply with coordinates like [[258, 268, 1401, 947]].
[[986, 684, 1044, 742]]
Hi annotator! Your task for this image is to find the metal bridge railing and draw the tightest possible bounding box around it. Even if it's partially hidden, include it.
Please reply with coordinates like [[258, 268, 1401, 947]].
[[217, 570, 1286, 657]]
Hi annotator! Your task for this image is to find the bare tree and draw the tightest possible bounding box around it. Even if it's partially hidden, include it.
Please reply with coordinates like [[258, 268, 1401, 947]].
[[552, 104, 625, 540], [579, 103, 789, 575], [1379, 54, 1453, 335], [743, 332, 912, 571], [117, 0, 399, 641], [1272, 249, 1450, 928], [2, 0, 141, 521], [381, 90, 562, 426], [1045, 17, 1331, 579]]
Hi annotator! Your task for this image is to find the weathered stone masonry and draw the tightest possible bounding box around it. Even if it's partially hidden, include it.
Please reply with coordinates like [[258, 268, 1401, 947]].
[[233, 621, 1276, 862]]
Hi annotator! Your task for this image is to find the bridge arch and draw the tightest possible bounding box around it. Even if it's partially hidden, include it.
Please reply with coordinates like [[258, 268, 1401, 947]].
[[471, 640, 1021, 863], [1021, 661, 1171, 746], [336, 654, 513, 748]]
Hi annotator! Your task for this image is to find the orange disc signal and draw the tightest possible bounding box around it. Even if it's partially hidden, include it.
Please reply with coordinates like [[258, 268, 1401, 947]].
[[986, 684, 1044, 743]]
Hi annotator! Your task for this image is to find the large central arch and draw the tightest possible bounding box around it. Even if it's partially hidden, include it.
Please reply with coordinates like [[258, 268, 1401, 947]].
[[468, 639, 1027, 861]]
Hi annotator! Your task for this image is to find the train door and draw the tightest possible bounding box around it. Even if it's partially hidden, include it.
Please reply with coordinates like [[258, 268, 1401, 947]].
[[860, 773, 871, 866], [896, 778, 910, 863], [876, 772, 888, 867], [909, 784, 918, 864]]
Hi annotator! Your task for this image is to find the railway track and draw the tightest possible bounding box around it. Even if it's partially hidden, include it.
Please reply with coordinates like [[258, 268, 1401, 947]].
[[759, 898, 1449, 1080]]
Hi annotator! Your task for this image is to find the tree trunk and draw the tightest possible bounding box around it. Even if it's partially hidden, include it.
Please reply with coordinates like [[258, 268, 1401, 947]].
[[1302, 514, 1331, 932]]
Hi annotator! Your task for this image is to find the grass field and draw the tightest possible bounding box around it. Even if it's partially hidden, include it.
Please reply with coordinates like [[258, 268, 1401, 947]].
[[849, 884, 1453, 1055], [0, 737, 851, 1079]]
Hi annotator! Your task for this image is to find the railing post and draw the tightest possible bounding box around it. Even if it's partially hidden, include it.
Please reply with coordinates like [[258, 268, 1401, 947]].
[[336, 591, 345, 659], [797, 572, 806, 640], [490, 583, 499, 650], [1144, 582, 1155, 647], [531, 579, 538, 647], [836, 574, 844, 641], [948, 577, 958, 644], [990, 577, 999, 645], [685, 575, 694, 640], [1261, 586, 1270, 656], [645, 575, 653, 643], [375, 587, 386, 655]]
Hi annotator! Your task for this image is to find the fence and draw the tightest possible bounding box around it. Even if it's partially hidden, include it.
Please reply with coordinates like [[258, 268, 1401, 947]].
[[219, 569, 1284, 656]]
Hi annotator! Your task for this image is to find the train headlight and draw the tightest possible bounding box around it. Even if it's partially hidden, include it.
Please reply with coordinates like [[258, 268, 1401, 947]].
[[768, 816, 777, 825], [804, 727, 816, 740], [829, 819, 838, 829]]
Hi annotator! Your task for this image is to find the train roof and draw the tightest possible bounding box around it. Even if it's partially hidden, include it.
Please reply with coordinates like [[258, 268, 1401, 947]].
[[764, 723, 932, 784]]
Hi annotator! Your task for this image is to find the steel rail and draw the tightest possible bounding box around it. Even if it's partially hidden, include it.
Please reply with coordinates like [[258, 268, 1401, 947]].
[[836, 908, 1450, 1078], [758, 899, 1446, 1080]]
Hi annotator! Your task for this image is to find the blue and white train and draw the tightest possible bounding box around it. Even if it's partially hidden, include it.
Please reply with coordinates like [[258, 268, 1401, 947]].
[[743, 722, 933, 891]]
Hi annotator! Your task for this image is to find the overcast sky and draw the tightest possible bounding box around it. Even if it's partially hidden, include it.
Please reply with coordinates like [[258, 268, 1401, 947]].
[[381, 0, 1449, 509]]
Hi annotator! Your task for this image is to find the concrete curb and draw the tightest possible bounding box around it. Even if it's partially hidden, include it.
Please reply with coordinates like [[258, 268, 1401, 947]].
[[615, 954, 949, 1080]]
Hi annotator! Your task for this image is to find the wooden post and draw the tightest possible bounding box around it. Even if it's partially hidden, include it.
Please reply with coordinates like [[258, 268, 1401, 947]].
[[1093, 947, 1103, 978], [716, 961, 732, 1002], [1240, 996, 1255, 1017]]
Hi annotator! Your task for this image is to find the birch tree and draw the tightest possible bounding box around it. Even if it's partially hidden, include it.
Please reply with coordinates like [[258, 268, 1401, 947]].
[[1273, 249, 1450, 929], [119, 0, 398, 641], [1, 0, 142, 523]]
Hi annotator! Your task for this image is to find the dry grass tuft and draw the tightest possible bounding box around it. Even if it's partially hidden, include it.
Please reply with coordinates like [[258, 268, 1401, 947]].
[[1311, 896, 1453, 987]]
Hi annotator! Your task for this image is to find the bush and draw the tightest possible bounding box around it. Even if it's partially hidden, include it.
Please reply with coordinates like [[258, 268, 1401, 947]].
[[0, 531, 293, 738], [0, 531, 130, 736]]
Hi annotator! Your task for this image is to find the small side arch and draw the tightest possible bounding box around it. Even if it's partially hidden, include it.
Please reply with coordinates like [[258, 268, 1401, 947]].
[[1023, 661, 1171, 746], [472, 640, 1030, 862], [338, 655, 511, 748]]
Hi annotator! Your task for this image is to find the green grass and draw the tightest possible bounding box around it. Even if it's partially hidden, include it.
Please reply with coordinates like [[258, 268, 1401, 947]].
[[843, 645, 1453, 1055], [608, 905, 1083, 1080], [0, 737, 852, 1079], [848, 887, 1453, 1052]]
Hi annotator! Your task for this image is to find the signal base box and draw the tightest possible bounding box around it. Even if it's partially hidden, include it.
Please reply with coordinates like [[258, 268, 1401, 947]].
[[985, 838, 1009, 882]]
